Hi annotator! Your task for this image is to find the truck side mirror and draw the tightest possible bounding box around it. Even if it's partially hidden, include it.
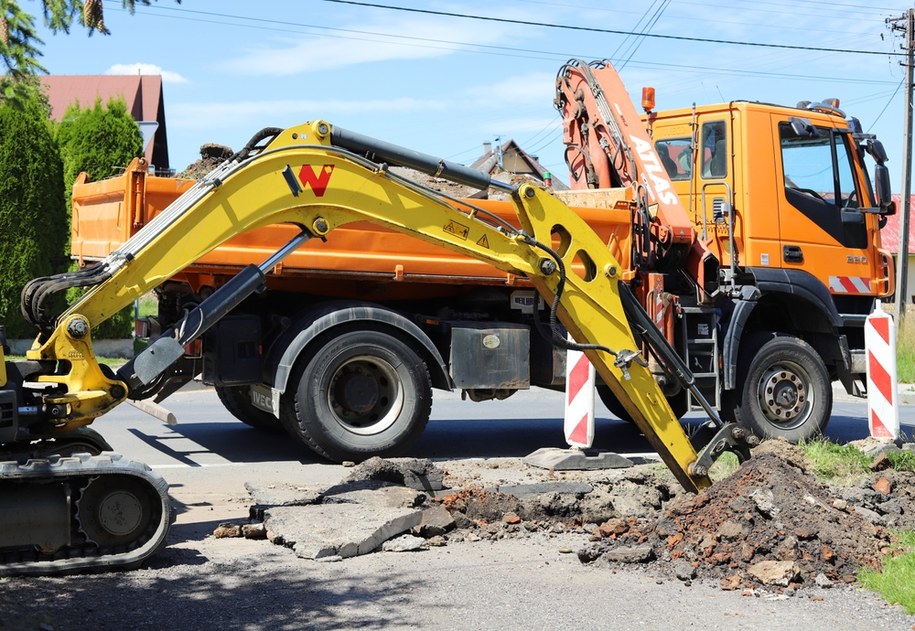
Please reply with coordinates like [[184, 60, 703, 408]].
[[874, 163, 895, 215], [867, 139, 889, 164]]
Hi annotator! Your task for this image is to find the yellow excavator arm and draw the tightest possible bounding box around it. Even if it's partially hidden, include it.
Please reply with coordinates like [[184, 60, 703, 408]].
[[19, 120, 758, 493]]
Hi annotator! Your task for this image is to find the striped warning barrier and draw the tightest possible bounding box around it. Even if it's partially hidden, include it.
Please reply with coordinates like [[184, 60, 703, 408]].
[[564, 342, 595, 449], [865, 306, 899, 440]]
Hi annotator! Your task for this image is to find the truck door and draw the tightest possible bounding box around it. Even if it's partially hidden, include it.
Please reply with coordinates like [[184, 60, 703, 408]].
[[775, 119, 875, 299], [655, 117, 736, 267]]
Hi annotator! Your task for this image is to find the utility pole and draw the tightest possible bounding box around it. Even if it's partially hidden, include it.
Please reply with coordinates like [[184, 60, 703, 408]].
[[891, 9, 914, 324]]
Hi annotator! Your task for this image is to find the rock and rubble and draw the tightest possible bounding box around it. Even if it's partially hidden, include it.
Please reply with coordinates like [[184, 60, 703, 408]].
[[229, 442, 915, 593]]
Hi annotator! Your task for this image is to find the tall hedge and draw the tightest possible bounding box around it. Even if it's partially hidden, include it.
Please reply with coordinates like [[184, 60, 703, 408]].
[[0, 90, 68, 338], [57, 97, 144, 208], [57, 97, 143, 339]]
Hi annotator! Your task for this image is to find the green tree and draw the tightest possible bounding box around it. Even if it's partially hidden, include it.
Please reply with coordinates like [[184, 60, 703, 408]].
[[57, 97, 144, 338], [0, 89, 67, 337], [57, 96, 143, 203]]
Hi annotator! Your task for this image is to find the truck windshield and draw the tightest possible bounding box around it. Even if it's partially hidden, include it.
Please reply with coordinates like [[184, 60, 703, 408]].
[[779, 123, 857, 209]]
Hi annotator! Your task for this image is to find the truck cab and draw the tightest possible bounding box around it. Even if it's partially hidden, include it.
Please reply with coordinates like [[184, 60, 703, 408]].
[[647, 99, 895, 434]]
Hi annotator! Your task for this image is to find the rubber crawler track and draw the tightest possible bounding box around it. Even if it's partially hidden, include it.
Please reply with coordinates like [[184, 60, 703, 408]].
[[0, 453, 171, 576]]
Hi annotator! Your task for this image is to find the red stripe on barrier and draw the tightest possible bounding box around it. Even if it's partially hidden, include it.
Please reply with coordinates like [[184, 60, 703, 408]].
[[872, 316, 890, 346], [870, 409, 892, 439], [568, 413, 590, 445], [868, 349, 895, 405], [567, 354, 590, 402]]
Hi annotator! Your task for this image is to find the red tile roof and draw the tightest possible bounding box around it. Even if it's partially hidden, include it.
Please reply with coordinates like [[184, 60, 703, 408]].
[[879, 194, 915, 254]]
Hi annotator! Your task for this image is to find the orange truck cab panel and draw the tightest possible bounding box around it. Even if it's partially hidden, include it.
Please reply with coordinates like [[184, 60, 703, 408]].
[[648, 100, 893, 304]]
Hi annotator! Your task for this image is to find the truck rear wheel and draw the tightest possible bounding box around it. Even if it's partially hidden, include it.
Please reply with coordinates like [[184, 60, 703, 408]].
[[725, 333, 831, 442], [215, 385, 284, 433], [284, 329, 433, 461]]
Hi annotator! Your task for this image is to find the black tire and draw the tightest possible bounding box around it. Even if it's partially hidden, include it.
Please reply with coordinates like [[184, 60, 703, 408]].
[[724, 333, 831, 442], [597, 384, 687, 423], [283, 329, 433, 462], [215, 385, 284, 433]]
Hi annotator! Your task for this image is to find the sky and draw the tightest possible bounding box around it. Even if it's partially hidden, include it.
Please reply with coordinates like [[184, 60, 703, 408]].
[[27, 0, 915, 189]]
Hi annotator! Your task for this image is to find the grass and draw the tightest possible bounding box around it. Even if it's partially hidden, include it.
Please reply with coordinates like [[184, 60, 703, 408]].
[[859, 531, 915, 615], [798, 438, 871, 484], [898, 314, 915, 383]]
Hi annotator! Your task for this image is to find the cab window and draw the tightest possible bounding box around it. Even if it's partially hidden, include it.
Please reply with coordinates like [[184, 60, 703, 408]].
[[779, 123, 857, 209], [701, 121, 727, 179], [655, 138, 692, 181], [778, 121, 865, 249]]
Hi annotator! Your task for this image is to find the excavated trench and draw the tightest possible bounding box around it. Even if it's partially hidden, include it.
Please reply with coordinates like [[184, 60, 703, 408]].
[[432, 441, 915, 591], [270, 440, 915, 592]]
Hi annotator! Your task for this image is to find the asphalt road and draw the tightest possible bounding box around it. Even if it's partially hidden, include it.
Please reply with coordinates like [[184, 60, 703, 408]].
[[5, 385, 915, 631], [0, 389, 915, 631], [95, 384, 915, 471]]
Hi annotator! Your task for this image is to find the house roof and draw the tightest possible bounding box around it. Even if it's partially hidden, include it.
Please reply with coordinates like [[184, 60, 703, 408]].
[[40, 75, 170, 170], [471, 139, 569, 191], [878, 194, 915, 255]]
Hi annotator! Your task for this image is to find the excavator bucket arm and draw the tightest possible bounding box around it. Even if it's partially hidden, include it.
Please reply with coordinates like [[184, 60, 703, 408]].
[[20, 120, 726, 492]]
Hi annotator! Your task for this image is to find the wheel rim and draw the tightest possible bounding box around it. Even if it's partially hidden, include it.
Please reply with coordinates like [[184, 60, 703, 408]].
[[755, 360, 815, 430], [77, 477, 156, 548], [326, 354, 404, 436]]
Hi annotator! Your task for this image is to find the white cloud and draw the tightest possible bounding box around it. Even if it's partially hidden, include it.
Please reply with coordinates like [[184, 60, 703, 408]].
[[221, 16, 511, 76], [105, 63, 188, 84], [460, 72, 557, 107]]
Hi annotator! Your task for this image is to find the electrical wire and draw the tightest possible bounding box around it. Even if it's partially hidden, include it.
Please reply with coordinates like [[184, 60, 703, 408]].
[[320, 0, 905, 57]]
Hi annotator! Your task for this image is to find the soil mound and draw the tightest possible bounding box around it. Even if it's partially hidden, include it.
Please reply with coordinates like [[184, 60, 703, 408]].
[[585, 452, 897, 590], [178, 143, 234, 179]]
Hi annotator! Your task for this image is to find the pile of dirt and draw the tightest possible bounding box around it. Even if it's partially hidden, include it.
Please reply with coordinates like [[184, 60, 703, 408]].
[[577, 443, 906, 591], [177, 143, 233, 179]]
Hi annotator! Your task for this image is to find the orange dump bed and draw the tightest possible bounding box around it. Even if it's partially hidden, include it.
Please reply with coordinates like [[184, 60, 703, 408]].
[[71, 159, 634, 298]]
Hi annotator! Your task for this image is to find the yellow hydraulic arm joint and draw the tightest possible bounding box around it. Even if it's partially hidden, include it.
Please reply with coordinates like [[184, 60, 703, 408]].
[[25, 314, 127, 430]]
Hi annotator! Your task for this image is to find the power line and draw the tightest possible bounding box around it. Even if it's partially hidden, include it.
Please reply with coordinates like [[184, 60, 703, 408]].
[[321, 0, 904, 57], [127, 5, 899, 87]]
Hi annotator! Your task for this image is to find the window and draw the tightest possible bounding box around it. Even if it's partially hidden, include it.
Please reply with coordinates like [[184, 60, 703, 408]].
[[701, 121, 727, 179], [779, 123, 857, 209], [655, 138, 692, 181]]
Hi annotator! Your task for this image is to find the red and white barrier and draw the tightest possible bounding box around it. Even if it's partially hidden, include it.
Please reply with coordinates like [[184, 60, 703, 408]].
[[564, 344, 595, 449], [865, 306, 899, 440]]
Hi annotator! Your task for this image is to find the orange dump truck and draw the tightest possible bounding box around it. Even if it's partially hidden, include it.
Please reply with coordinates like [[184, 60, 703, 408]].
[[69, 81, 895, 463]]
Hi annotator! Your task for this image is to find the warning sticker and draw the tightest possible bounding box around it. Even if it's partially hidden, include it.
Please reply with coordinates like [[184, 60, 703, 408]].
[[443, 221, 470, 240], [476, 234, 490, 249]]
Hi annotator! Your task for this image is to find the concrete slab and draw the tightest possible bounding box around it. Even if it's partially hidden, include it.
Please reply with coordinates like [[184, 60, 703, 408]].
[[265, 503, 424, 560], [523, 447, 633, 471], [244, 482, 323, 507], [323, 485, 426, 509]]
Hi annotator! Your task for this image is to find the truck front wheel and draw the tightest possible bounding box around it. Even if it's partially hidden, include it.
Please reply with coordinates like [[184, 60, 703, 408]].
[[725, 333, 831, 442], [283, 329, 433, 461]]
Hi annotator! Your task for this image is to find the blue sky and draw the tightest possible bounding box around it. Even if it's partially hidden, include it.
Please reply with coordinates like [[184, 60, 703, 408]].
[[30, 0, 914, 188]]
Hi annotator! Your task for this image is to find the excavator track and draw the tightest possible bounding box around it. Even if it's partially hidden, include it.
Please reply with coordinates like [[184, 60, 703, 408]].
[[0, 453, 171, 576]]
